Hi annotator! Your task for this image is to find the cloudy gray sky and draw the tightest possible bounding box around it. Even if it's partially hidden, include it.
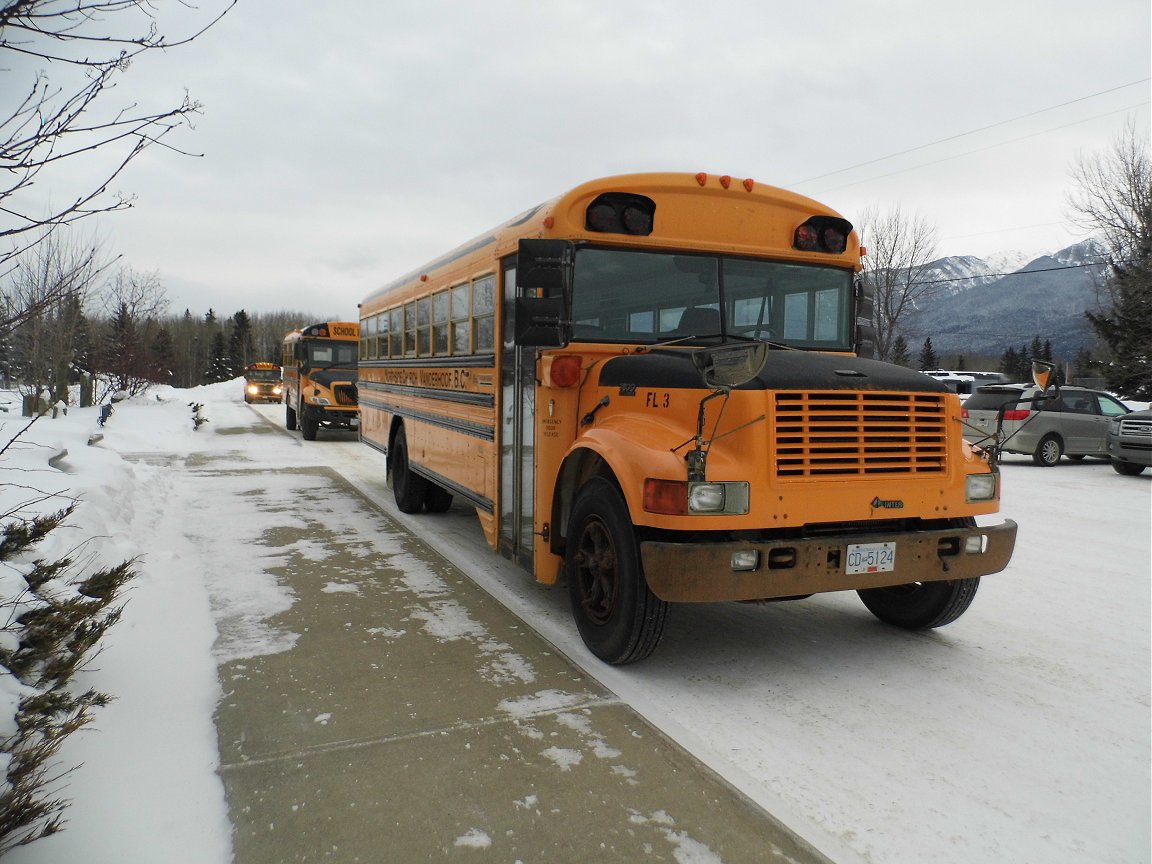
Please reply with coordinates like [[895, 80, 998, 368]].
[[13, 0, 1151, 320]]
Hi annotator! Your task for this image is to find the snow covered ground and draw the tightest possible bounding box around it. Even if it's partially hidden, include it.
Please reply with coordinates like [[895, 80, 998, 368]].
[[1, 381, 1148, 864]]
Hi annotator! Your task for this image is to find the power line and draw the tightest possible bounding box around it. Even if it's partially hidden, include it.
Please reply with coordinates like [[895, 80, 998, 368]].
[[908, 257, 1113, 287], [811, 102, 1148, 194], [785, 78, 1150, 189]]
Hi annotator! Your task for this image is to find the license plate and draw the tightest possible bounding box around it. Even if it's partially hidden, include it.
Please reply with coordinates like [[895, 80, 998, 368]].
[[846, 542, 896, 575]]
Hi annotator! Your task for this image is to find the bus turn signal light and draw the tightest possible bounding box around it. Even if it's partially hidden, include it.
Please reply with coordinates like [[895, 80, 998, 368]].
[[550, 355, 583, 388]]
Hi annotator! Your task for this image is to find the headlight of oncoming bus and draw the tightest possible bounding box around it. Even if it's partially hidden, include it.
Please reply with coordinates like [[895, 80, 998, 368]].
[[966, 473, 998, 502]]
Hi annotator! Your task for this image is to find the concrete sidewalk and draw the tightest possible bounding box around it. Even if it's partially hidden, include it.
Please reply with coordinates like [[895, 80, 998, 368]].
[[212, 466, 832, 863]]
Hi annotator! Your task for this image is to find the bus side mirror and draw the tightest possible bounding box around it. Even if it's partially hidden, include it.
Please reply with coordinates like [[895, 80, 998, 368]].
[[1031, 360, 1057, 393], [515, 238, 574, 347], [517, 239, 573, 291], [514, 296, 568, 347]]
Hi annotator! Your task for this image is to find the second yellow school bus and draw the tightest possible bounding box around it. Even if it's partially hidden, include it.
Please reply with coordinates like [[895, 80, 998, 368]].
[[281, 321, 359, 441], [358, 172, 1017, 664]]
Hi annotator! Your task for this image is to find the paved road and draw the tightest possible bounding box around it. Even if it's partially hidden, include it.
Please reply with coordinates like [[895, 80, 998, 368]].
[[200, 453, 830, 863]]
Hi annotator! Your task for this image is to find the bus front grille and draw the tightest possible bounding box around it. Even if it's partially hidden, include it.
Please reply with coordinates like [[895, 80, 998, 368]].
[[334, 384, 358, 406], [773, 391, 947, 477]]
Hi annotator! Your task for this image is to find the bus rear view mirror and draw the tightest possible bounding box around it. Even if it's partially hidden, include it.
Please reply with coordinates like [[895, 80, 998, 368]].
[[514, 296, 568, 347], [517, 239, 574, 291], [692, 342, 768, 390]]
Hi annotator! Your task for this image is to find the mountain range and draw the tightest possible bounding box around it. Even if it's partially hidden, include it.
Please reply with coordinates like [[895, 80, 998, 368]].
[[900, 239, 1109, 363]]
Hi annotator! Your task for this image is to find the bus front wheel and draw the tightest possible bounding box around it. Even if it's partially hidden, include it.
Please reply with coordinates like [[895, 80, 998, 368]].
[[300, 405, 319, 441], [566, 478, 667, 665], [286, 402, 297, 431], [391, 426, 427, 513]]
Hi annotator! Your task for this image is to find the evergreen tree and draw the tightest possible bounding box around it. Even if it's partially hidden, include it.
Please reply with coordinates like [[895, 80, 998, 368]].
[[1029, 336, 1044, 365], [1085, 263, 1152, 399], [999, 347, 1019, 379], [150, 327, 176, 384], [890, 335, 910, 366], [204, 330, 233, 383], [228, 310, 255, 371], [918, 337, 938, 370]]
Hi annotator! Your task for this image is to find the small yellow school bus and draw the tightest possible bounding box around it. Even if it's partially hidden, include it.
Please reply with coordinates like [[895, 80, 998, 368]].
[[242, 362, 283, 404], [358, 173, 1017, 664], [281, 322, 359, 441]]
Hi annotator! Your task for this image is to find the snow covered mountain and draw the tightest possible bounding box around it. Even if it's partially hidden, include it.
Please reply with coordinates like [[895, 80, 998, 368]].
[[903, 240, 1109, 361]]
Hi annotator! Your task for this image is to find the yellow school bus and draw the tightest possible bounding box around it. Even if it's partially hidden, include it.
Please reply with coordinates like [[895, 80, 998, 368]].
[[242, 362, 283, 404], [358, 172, 1018, 664], [281, 322, 359, 441]]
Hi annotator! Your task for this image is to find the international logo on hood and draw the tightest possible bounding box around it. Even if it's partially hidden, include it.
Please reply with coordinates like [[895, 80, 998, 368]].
[[871, 496, 904, 510]]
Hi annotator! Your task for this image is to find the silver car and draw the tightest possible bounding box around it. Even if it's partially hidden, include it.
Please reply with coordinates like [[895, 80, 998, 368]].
[[962, 384, 1132, 466], [1107, 408, 1152, 476]]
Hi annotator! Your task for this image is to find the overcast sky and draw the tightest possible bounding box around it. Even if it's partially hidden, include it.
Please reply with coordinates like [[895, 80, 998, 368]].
[[11, 0, 1151, 320]]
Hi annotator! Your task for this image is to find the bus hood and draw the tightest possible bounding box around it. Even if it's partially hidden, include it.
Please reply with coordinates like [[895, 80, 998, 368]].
[[596, 348, 949, 393]]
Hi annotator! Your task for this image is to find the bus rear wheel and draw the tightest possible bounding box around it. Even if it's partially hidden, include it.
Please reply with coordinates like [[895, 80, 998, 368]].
[[424, 483, 453, 513], [391, 426, 427, 513], [566, 477, 667, 665]]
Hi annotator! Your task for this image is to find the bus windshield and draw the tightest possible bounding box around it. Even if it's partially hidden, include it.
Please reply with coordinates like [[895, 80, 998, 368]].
[[569, 247, 854, 350], [306, 341, 357, 367], [246, 369, 281, 381]]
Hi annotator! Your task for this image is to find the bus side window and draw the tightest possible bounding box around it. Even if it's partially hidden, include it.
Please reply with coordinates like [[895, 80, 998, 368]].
[[473, 275, 496, 353]]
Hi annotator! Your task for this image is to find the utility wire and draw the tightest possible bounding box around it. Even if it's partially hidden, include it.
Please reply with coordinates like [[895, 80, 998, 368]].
[[785, 78, 1150, 188], [908, 257, 1115, 287], [811, 102, 1149, 194]]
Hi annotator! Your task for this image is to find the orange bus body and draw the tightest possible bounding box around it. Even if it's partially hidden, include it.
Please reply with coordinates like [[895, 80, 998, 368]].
[[358, 173, 1017, 664]]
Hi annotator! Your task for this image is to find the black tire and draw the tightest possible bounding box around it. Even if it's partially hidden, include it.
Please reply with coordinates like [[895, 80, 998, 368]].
[[391, 426, 427, 513], [857, 518, 981, 629], [285, 402, 297, 431], [424, 483, 453, 513], [1112, 459, 1147, 476], [857, 577, 980, 629], [1032, 433, 1063, 467], [300, 404, 318, 441], [566, 477, 667, 665]]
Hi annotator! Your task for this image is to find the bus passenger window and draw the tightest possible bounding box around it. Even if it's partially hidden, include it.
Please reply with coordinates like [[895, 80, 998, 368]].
[[433, 291, 450, 355], [474, 275, 496, 353], [451, 284, 470, 354], [388, 308, 403, 357], [404, 302, 417, 357]]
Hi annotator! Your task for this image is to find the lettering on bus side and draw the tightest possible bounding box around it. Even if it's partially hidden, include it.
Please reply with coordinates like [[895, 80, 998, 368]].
[[381, 368, 475, 390], [644, 391, 671, 408]]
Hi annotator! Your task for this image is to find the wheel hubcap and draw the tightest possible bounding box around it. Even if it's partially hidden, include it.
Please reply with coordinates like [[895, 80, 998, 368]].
[[574, 517, 618, 625]]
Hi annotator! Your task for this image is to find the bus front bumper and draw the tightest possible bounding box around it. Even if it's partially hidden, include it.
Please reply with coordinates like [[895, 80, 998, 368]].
[[640, 519, 1018, 602]]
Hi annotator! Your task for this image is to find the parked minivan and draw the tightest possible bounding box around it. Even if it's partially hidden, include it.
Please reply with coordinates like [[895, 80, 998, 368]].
[[962, 384, 1131, 466]]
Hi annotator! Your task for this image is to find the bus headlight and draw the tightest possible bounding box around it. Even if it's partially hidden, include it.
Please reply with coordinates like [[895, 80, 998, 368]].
[[311, 396, 332, 406], [246, 385, 258, 395], [644, 480, 750, 515], [966, 473, 998, 502], [689, 483, 727, 512]]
